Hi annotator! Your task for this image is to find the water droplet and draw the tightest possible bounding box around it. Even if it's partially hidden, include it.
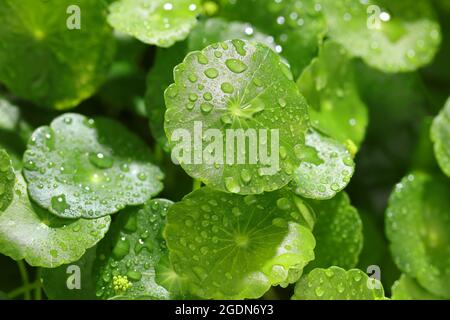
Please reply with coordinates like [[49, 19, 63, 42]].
[[204, 68, 219, 79], [278, 98, 287, 108], [315, 286, 324, 297], [231, 39, 247, 56], [240, 169, 252, 184], [221, 82, 234, 94], [89, 152, 113, 169], [220, 114, 233, 125], [225, 59, 248, 73], [276, 198, 291, 210], [126, 270, 142, 281], [200, 102, 213, 114], [189, 93, 198, 102], [203, 92, 213, 101], [51, 195, 70, 214], [112, 237, 130, 259], [137, 172, 147, 181], [197, 53, 209, 65], [225, 177, 240, 193]]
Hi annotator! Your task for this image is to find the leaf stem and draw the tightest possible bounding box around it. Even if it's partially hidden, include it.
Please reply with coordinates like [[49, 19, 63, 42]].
[[16, 260, 31, 300], [192, 179, 202, 191], [7, 281, 41, 300], [34, 268, 42, 300]]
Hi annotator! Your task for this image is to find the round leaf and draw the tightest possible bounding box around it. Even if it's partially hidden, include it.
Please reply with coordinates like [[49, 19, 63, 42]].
[[305, 192, 363, 271], [292, 266, 385, 300], [0, 0, 115, 109], [291, 129, 355, 200], [164, 187, 316, 299], [391, 274, 443, 300], [164, 39, 310, 194], [23, 113, 164, 219], [431, 97, 450, 178], [297, 41, 368, 149], [322, 0, 441, 72], [42, 247, 98, 300], [219, 0, 327, 77], [0, 173, 111, 268], [94, 199, 173, 300], [386, 172, 450, 298], [107, 0, 201, 47], [0, 149, 15, 212]]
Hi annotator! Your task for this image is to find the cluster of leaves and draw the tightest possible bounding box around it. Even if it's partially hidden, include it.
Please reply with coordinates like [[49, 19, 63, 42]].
[[0, 0, 449, 300]]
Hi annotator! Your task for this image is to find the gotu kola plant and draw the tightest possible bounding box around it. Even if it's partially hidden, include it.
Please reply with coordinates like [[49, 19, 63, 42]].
[[0, 0, 449, 302]]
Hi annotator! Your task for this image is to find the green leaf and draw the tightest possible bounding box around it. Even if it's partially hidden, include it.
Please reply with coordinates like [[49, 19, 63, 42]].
[[94, 199, 173, 300], [0, 173, 111, 268], [0, 291, 8, 300], [164, 187, 316, 299], [146, 42, 188, 152], [322, 0, 441, 72], [291, 129, 355, 200], [107, 0, 201, 47], [23, 113, 164, 219], [386, 172, 450, 298], [0, 0, 115, 109], [219, 0, 327, 77], [391, 274, 443, 300], [304, 192, 363, 271], [0, 149, 15, 212], [42, 247, 98, 300], [188, 18, 280, 54], [298, 41, 368, 150], [292, 266, 385, 300], [164, 39, 310, 194], [431, 97, 450, 177]]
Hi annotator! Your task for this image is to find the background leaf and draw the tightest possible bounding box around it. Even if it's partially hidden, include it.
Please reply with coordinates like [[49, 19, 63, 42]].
[[0, 0, 115, 109]]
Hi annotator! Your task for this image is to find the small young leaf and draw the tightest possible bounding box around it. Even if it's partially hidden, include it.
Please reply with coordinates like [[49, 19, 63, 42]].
[[322, 0, 441, 72], [164, 187, 316, 299], [0, 149, 15, 212], [292, 266, 385, 300], [0, 0, 115, 109], [107, 0, 201, 47], [304, 192, 363, 271], [94, 199, 173, 300], [431, 97, 450, 177], [298, 41, 368, 149], [146, 42, 188, 152], [42, 247, 98, 300], [291, 129, 355, 200], [386, 172, 450, 298], [219, 0, 327, 77], [0, 173, 111, 268], [23, 113, 164, 219], [165, 40, 310, 194], [391, 274, 443, 300]]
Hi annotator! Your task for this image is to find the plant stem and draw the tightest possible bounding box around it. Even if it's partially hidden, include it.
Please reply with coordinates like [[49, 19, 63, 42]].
[[16, 260, 31, 300], [153, 144, 164, 165], [34, 268, 42, 300], [7, 281, 41, 300], [192, 179, 202, 191]]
